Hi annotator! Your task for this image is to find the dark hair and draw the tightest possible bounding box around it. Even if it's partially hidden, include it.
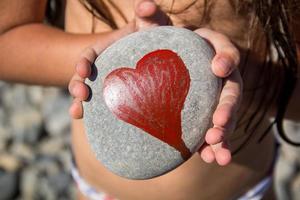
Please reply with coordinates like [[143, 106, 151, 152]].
[[78, 0, 128, 31], [232, 0, 299, 153], [45, 0, 65, 28], [78, 0, 299, 151]]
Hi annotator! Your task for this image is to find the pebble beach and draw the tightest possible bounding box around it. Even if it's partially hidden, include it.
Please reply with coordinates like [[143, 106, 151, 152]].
[[0, 82, 75, 200]]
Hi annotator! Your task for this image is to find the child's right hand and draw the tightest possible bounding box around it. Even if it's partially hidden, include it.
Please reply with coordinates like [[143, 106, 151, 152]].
[[68, 0, 169, 119]]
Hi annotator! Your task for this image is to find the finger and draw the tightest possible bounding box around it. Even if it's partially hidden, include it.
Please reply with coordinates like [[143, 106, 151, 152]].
[[69, 47, 96, 87], [76, 47, 97, 70], [205, 127, 225, 145], [69, 99, 83, 119], [134, 0, 170, 30], [211, 142, 231, 166], [69, 80, 90, 101], [198, 143, 215, 163], [76, 57, 92, 79], [135, 0, 157, 17], [68, 47, 97, 97], [213, 69, 242, 129], [194, 28, 240, 77]]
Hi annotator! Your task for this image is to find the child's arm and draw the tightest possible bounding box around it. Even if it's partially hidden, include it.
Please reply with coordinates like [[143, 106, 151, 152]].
[[0, 0, 135, 87]]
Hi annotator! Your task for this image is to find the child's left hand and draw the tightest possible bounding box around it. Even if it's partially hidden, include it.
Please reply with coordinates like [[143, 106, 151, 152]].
[[194, 28, 242, 166], [68, 0, 242, 166]]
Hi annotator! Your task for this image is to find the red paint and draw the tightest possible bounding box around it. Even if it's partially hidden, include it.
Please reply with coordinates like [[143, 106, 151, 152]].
[[103, 49, 191, 160]]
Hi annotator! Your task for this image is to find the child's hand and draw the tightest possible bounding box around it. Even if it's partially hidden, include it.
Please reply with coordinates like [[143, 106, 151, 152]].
[[69, 1, 242, 167], [195, 28, 242, 166], [68, 0, 169, 118]]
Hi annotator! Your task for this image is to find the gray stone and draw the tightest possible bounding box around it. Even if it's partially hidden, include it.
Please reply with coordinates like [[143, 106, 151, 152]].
[[0, 139, 5, 152], [0, 82, 75, 199], [2, 84, 34, 111], [0, 153, 21, 172], [21, 157, 75, 200], [10, 143, 35, 162], [0, 81, 6, 93], [84, 26, 220, 179], [48, 172, 73, 198], [35, 157, 60, 175], [274, 120, 300, 200], [57, 149, 72, 171], [38, 137, 66, 156], [0, 127, 10, 152], [42, 90, 71, 137], [0, 107, 12, 146], [10, 107, 43, 144], [38, 177, 56, 200], [21, 167, 39, 200], [0, 107, 5, 124], [292, 173, 300, 200], [27, 86, 44, 106], [0, 170, 18, 200]]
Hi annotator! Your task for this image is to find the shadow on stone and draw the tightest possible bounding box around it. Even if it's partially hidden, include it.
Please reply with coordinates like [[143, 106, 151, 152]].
[[86, 86, 92, 102], [89, 63, 98, 82], [86, 63, 98, 102]]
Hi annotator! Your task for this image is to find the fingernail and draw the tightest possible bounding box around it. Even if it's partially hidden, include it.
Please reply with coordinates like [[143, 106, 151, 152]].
[[137, 1, 156, 17], [216, 57, 232, 76]]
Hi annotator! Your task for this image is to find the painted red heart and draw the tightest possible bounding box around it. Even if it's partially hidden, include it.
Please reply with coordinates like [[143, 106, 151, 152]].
[[103, 49, 191, 159]]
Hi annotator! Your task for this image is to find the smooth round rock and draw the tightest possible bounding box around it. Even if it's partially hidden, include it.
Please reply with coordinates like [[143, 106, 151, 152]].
[[83, 26, 221, 179]]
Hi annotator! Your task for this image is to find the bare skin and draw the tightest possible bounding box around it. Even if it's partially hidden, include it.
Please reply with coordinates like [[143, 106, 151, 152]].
[[68, 1, 288, 200], [0, 0, 299, 199], [69, 0, 242, 166]]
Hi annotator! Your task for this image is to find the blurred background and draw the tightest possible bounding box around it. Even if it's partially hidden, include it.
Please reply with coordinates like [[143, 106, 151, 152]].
[[0, 84, 75, 200], [0, 0, 75, 199], [0, 0, 300, 200]]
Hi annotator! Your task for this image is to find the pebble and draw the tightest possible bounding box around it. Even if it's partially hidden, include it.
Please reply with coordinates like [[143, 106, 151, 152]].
[[292, 174, 300, 200], [0, 107, 12, 144], [38, 137, 66, 156], [84, 26, 220, 179], [20, 167, 39, 200], [0, 153, 21, 172], [48, 172, 73, 198], [10, 143, 35, 163], [10, 107, 43, 144], [0, 170, 18, 200], [0, 82, 75, 199], [42, 90, 71, 137]]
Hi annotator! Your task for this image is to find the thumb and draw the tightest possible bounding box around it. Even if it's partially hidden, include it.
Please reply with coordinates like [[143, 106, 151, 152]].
[[134, 0, 170, 30]]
